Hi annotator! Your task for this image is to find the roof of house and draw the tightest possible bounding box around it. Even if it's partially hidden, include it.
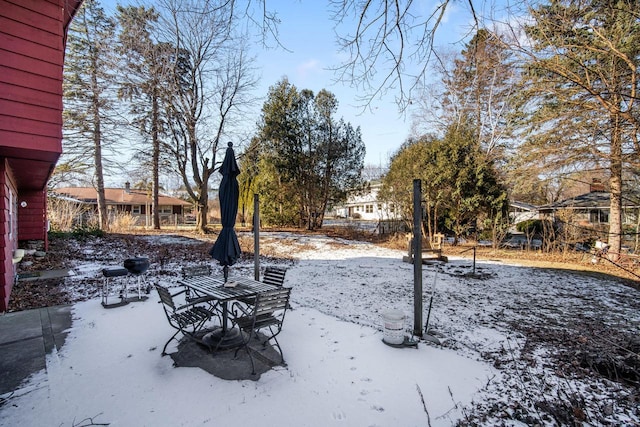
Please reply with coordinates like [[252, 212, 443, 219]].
[[541, 191, 640, 210], [510, 201, 539, 211], [541, 191, 610, 209], [53, 187, 191, 206]]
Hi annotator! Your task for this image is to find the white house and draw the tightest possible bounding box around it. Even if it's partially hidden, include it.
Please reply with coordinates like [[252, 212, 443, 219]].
[[333, 181, 400, 221], [509, 201, 540, 226]]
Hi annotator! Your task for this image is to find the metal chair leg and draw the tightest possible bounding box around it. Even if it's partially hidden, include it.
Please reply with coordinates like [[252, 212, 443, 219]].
[[162, 330, 181, 356]]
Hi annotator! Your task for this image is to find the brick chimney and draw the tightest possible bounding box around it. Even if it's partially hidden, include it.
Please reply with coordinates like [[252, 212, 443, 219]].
[[590, 178, 605, 192], [125, 182, 131, 193]]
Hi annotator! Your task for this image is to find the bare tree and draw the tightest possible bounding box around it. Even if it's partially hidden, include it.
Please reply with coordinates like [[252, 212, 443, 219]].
[[411, 29, 518, 160], [158, 0, 259, 233]]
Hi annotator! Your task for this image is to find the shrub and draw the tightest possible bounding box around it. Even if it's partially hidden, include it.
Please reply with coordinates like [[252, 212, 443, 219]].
[[109, 212, 138, 232], [72, 227, 104, 238], [47, 196, 88, 232], [516, 219, 551, 236], [49, 226, 104, 240]]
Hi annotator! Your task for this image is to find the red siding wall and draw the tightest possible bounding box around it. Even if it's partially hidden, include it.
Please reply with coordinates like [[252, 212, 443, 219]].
[[18, 190, 47, 243], [0, 0, 64, 159], [0, 0, 71, 311], [0, 160, 18, 312]]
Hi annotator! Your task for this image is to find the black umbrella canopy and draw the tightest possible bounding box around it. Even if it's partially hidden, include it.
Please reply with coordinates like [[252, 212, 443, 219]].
[[209, 142, 241, 277]]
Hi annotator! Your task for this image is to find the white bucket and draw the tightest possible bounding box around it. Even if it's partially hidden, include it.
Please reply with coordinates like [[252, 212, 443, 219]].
[[382, 310, 405, 345]]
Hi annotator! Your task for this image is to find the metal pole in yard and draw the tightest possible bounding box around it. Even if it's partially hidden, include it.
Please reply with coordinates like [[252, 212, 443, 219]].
[[254, 194, 260, 281], [473, 246, 476, 276], [413, 179, 423, 337]]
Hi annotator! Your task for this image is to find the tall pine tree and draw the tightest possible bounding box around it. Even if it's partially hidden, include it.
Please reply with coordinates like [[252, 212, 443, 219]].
[[516, 0, 640, 258], [62, 0, 117, 230], [117, 5, 174, 230]]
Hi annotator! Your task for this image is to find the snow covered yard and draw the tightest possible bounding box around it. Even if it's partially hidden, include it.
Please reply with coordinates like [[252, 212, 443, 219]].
[[2, 231, 639, 426]]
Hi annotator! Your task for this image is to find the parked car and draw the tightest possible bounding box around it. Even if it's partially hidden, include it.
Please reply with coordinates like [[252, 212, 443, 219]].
[[501, 235, 542, 250], [444, 236, 467, 245]]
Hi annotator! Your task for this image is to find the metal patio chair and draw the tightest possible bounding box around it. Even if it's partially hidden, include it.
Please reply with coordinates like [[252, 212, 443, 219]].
[[237, 266, 288, 307], [262, 266, 287, 287], [231, 287, 292, 375], [155, 284, 217, 356], [181, 265, 218, 306]]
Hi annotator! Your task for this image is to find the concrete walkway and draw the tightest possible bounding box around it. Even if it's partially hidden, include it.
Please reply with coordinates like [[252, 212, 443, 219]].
[[0, 306, 72, 396]]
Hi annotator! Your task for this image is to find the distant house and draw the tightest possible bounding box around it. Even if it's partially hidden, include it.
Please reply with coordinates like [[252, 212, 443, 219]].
[[53, 183, 192, 226], [0, 0, 84, 311], [540, 180, 639, 228], [333, 181, 400, 221], [509, 201, 540, 226]]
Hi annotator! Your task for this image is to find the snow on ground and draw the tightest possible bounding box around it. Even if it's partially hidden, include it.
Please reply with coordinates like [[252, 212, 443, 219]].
[[1, 232, 639, 426]]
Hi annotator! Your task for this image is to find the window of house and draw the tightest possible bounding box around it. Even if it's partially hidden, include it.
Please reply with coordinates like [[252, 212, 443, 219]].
[[590, 209, 609, 223], [159, 205, 172, 214], [132, 205, 141, 214], [365, 204, 373, 213]]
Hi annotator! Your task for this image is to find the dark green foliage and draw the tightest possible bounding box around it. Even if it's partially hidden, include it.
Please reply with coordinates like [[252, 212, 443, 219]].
[[49, 227, 105, 240], [381, 123, 508, 240], [516, 219, 552, 236], [251, 78, 366, 229]]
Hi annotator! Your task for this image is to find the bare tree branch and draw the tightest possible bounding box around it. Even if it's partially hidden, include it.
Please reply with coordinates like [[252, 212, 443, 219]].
[[328, 0, 479, 112]]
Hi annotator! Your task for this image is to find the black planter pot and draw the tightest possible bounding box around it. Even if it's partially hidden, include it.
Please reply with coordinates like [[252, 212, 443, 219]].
[[123, 257, 149, 275]]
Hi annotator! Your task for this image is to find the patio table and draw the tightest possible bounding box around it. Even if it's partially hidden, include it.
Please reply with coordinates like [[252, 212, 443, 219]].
[[178, 275, 278, 349]]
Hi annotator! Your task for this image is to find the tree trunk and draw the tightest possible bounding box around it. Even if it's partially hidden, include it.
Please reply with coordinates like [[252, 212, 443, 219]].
[[635, 208, 640, 253], [91, 57, 108, 231], [195, 180, 209, 233], [94, 123, 108, 231], [608, 112, 623, 261], [152, 92, 161, 230]]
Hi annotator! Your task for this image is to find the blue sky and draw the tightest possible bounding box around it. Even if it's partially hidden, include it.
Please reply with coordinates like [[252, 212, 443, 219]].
[[253, 1, 410, 167], [251, 1, 478, 166], [100, 0, 480, 167]]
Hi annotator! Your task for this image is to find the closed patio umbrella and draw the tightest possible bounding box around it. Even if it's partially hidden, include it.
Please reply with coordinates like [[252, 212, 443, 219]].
[[209, 142, 241, 281]]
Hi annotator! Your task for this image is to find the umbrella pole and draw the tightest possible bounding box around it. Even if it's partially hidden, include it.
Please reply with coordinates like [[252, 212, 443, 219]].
[[223, 265, 229, 282]]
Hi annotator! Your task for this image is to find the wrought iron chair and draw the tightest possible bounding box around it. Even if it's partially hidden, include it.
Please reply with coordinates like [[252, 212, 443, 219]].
[[262, 266, 287, 287], [180, 265, 221, 311], [237, 266, 288, 307], [231, 287, 292, 375], [155, 284, 216, 356], [263, 266, 293, 309]]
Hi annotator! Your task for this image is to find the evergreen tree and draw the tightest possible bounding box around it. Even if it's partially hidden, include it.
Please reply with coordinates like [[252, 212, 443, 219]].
[[516, 0, 640, 258], [117, 5, 174, 230], [381, 126, 507, 242], [256, 78, 365, 229], [62, 0, 117, 230]]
